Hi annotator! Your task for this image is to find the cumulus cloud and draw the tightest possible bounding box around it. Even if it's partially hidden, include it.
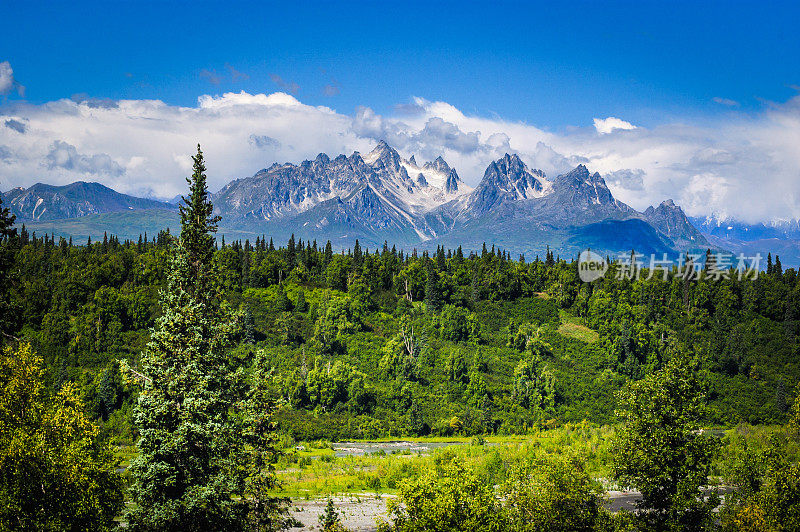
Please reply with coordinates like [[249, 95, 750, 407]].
[[2, 89, 800, 222], [4, 119, 26, 134], [416, 117, 481, 154], [593, 116, 637, 134], [0, 61, 24, 97], [70, 94, 119, 109], [45, 141, 125, 176], [606, 169, 645, 191], [249, 134, 281, 149]]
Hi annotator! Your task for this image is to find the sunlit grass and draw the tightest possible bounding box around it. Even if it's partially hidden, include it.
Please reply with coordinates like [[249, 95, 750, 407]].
[[558, 311, 599, 343]]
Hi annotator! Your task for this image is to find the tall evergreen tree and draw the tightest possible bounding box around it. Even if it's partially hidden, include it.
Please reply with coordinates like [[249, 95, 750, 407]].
[[126, 145, 281, 531], [436, 245, 446, 271], [353, 239, 363, 271], [0, 195, 17, 339], [425, 259, 443, 312], [286, 234, 296, 269], [178, 145, 222, 299]]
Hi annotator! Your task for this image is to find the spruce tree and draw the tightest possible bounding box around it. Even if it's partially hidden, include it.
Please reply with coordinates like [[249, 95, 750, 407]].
[[295, 290, 309, 313], [126, 145, 256, 531], [286, 234, 296, 268], [470, 263, 482, 304], [0, 194, 17, 339], [353, 239, 363, 271], [179, 145, 222, 298], [425, 259, 443, 312]]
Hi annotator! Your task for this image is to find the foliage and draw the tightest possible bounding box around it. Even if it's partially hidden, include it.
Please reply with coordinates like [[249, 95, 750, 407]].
[[0, 342, 123, 531], [720, 435, 800, 532], [125, 146, 273, 531], [612, 353, 720, 530], [0, 192, 16, 338], [502, 454, 605, 532], [319, 497, 349, 532], [379, 457, 504, 532], [239, 349, 294, 531]]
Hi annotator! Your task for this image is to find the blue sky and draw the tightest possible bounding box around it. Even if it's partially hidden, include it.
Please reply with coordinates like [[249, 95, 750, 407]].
[[2, 1, 800, 222], [3, 1, 798, 128]]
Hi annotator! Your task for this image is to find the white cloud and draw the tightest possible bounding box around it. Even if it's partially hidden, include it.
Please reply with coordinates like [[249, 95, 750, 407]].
[[45, 141, 124, 176], [0, 61, 22, 96], [2, 89, 800, 223], [0, 62, 13, 94], [712, 97, 740, 107], [593, 116, 637, 134]]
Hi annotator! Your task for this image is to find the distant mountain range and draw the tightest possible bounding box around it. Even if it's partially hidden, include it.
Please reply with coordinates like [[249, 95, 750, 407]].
[[206, 142, 708, 258], [1, 181, 174, 221], [5, 142, 799, 264]]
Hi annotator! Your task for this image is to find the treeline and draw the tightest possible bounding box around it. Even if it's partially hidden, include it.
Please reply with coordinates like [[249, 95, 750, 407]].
[[2, 210, 798, 437]]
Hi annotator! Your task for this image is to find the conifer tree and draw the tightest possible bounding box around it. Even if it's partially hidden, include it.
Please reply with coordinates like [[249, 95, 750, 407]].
[[436, 245, 446, 271], [275, 284, 293, 312], [353, 239, 363, 271], [180, 145, 221, 286], [295, 290, 309, 313], [126, 145, 280, 531], [286, 234, 296, 268], [0, 194, 17, 339], [470, 263, 481, 304], [425, 259, 443, 312]]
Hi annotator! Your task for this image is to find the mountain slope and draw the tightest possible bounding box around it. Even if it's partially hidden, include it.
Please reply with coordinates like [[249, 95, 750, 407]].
[[644, 199, 710, 249], [2, 182, 174, 221], [6, 142, 715, 258], [212, 141, 471, 242]]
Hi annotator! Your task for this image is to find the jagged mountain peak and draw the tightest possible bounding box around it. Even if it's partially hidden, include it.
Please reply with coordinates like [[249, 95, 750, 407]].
[[424, 155, 452, 175], [643, 197, 708, 248], [462, 153, 548, 214], [365, 140, 399, 162], [444, 169, 460, 194], [549, 164, 620, 208], [483, 153, 546, 193], [557, 164, 595, 182]]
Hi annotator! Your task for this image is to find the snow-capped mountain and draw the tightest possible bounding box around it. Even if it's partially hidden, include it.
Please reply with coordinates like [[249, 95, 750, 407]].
[[425, 158, 702, 257], [1, 182, 174, 221], [688, 214, 800, 267], [212, 141, 471, 241], [459, 153, 549, 215], [690, 214, 800, 242], [6, 141, 715, 258], [211, 142, 713, 256]]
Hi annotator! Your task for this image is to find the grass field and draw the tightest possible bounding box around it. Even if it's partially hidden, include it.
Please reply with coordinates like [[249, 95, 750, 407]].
[[271, 423, 799, 499], [558, 311, 600, 343]]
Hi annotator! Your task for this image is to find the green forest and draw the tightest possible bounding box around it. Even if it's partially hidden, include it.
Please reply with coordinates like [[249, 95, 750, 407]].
[[1, 148, 799, 531]]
